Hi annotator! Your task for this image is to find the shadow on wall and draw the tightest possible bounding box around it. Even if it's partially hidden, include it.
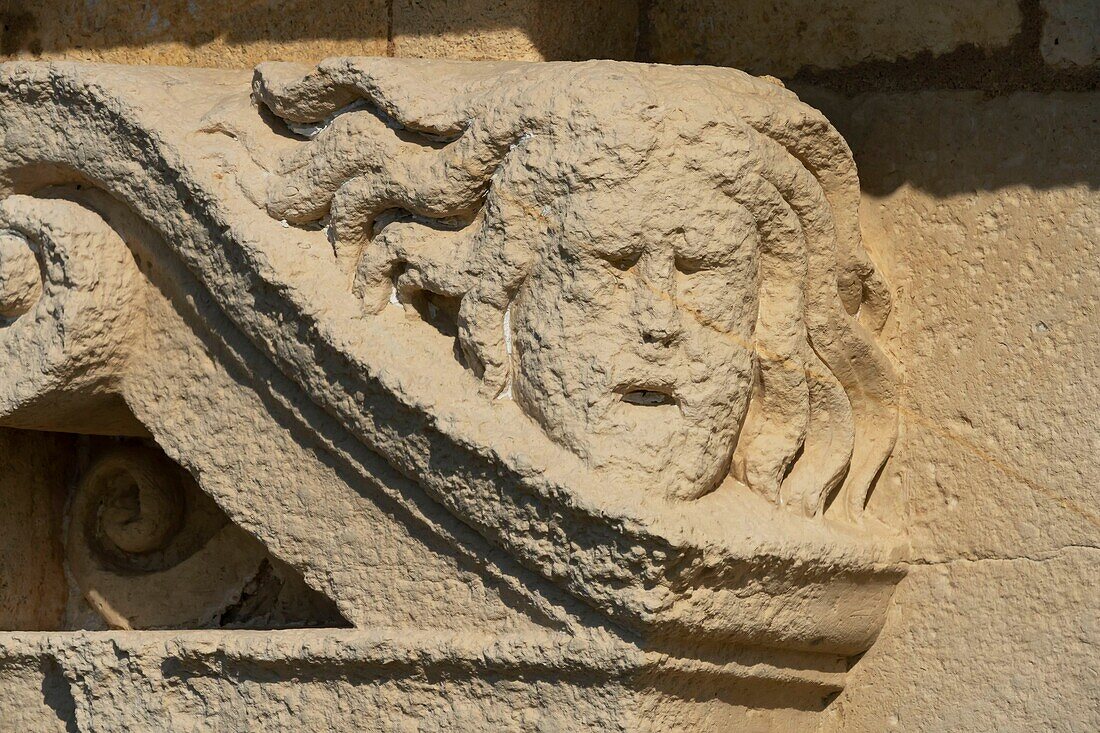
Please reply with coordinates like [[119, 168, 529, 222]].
[[0, 0, 638, 63], [1, 0, 389, 53], [0, 0, 1095, 195], [803, 87, 1100, 196]]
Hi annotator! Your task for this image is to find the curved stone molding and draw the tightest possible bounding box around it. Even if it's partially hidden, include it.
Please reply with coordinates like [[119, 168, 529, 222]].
[[0, 59, 906, 719], [0, 195, 146, 435]]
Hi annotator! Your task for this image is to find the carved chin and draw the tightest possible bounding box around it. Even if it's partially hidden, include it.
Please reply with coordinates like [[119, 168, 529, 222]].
[[515, 384, 734, 500], [587, 442, 731, 501]]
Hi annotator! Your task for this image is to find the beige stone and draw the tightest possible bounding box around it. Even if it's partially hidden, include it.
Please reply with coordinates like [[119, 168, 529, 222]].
[[392, 0, 638, 61], [794, 87, 1100, 732], [823, 548, 1100, 731], [1041, 0, 1100, 68], [646, 0, 1023, 75], [0, 58, 906, 729], [820, 90, 1100, 562]]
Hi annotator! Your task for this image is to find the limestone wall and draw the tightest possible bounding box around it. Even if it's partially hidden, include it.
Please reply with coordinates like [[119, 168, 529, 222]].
[[0, 1, 1095, 731]]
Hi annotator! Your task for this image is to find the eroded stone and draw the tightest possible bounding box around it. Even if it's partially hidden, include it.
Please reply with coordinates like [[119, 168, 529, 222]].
[[0, 58, 907, 730]]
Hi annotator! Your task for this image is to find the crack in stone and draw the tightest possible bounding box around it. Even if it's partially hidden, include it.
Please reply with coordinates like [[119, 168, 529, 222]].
[[906, 543, 1100, 567]]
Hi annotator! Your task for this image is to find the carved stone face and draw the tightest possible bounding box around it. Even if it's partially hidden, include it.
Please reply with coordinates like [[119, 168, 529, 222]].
[[511, 150, 759, 500], [252, 59, 896, 516]]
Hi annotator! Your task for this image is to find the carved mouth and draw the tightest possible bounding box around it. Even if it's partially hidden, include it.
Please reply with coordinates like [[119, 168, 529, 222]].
[[618, 386, 678, 408]]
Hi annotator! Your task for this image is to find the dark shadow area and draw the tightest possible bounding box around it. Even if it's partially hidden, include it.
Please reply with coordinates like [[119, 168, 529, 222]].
[[634, 0, 1099, 94], [789, 0, 1100, 95], [40, 657, 79, 733], [1, 0, 389, 53], [0, 426, 349, 632], [5, 0, 1097, 95], [802, 85, 1100, 195]]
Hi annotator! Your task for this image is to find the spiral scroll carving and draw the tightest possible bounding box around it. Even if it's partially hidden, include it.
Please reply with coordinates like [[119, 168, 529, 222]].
[[67, 445, 269, 630], [0, 195, 144, 433]]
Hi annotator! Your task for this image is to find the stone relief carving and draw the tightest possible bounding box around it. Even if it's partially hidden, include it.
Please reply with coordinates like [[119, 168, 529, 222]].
[[0, 58, 906, 728], [251, 59, 898, 515]]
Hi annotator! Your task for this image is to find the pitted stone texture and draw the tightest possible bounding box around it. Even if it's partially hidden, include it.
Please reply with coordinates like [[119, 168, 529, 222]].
[[253, 58, 898, 518], [0, 658, 72, 733], [822, 548, 1100, 732], [822, 91, 1100, 562], [646, 0, 1022, 75], [1041, 0, 1100, 68], [0, 629, 831, 731]]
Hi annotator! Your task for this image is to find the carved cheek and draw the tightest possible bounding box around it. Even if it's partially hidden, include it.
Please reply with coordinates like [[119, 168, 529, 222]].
[[554, 254, 610, 305], [678, 269, 749, 335]]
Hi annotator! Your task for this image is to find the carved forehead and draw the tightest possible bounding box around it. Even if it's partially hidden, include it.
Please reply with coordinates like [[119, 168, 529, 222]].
[[496, 121, 761, 249], [503, 109, 761, 207], [480, 67, 767, 185], [550, 164, 758, 248]]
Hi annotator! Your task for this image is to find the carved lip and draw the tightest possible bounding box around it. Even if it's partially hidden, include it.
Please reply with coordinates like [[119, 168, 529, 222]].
[[619, 387, 676, 407], [614, 382, 680, 409]]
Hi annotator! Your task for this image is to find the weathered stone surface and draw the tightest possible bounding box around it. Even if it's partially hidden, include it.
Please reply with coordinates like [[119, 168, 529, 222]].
[[817, 90, 1100, 562], [1041, 0, 1100, 68], [392, 0, 638, 61], [646, 0, 1023, 75], [0, 58, 905, 729], [0, 657, 71, 733], [791, 85, 1100, 733], [823, 548, 1100, 732], [0, 628, 840, 730]]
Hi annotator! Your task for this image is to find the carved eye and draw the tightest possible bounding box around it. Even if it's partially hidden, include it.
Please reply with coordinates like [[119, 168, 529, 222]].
[[602, 250, 641, 272], [675, 254, 709, 275]]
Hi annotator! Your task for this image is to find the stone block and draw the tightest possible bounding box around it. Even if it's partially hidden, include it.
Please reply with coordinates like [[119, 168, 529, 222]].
[[816, 90, 1100, 561], [646, 0, 1022, 75], [1041, 0, 1100, 68], [824, 548, 1100, 731], [392, 0, 638, 60]]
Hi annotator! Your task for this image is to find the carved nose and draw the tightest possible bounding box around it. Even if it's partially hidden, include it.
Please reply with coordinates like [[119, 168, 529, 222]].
[[636, 285, 682, 346], [633, 251, 681, 346]]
